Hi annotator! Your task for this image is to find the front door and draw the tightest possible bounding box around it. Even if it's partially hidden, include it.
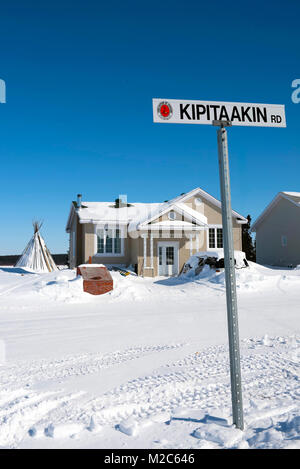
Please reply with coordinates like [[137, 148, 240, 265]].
[[158, 242, 179, 276]]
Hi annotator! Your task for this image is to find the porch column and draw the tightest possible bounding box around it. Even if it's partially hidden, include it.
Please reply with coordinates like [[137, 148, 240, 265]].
[[189, 234, 193, 257], [142, 234, 147, 269], [196, 232, 200, 252], [150, 234, 154, 269]]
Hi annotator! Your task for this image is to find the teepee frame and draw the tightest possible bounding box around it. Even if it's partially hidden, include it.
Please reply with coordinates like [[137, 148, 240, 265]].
[[15, 221, 58, 272]]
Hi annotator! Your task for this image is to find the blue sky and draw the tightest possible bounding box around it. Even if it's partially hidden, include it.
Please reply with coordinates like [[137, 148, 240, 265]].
[[0, 0, 299, 254]]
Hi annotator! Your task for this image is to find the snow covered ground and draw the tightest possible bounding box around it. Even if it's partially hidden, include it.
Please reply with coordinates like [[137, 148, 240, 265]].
[[0, 263, 299, 449]]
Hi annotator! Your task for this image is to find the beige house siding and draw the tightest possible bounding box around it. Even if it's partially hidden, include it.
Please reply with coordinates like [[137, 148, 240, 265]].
[[83, 223, 131, 265], [184, 195, 242, 251], [233, 225, 243, 251], [69, 214, 84, 268], [129, 237, 141, 272], [83, 223, 95, 263], [255, 197, 300, 267]]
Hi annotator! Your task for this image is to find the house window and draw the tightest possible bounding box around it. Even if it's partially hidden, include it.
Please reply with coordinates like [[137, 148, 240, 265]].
[[168, 211, 177, 221], [209, 228, 215, 248], [166, 246, 174, 265], [209, 228, 223, 248], [114, 229, 121, 253], [281, 235, 287, 247], [96, 228, 123, 255], [106, 229, 113, 253], [217, 228, 223, 248], [97, 230, 104, 253], [159, 246, 162, 266]]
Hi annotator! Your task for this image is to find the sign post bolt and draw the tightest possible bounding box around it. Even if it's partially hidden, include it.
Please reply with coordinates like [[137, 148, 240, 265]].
[[214, 120, 244, 431]]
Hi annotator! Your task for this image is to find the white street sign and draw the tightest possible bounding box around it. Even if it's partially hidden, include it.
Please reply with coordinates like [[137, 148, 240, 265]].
[[153, 98, 286, 127]]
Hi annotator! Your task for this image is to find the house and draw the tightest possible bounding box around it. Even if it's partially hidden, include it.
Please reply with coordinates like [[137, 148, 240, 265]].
[[66, 187, 247, 276], [252, 191, 300, 267]]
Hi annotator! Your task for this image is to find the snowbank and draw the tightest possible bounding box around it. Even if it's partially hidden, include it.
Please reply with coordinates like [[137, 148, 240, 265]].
[[182, 249, 247, 275]]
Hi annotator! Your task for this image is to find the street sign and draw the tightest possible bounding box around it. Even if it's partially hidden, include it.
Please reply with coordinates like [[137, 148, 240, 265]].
[[153, 95, 286, 431], [153, 98, 286, 127]]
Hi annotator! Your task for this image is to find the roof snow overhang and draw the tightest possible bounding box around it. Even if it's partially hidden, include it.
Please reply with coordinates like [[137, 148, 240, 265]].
[[66, 187, 247, 233], [130, 202, 208, 232], [251, 191, 300, 232]]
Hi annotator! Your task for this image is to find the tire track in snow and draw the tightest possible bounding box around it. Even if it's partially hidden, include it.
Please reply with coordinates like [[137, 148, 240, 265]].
[[78, 337, 299, 428], [0, 343, 187, 390], [0, 343, 188, 447], [1, 337, 298, 447]]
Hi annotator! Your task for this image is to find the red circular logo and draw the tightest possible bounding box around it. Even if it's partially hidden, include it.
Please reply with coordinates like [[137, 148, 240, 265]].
[[157, 101, 173, 120], [160, 104, 170, 117]]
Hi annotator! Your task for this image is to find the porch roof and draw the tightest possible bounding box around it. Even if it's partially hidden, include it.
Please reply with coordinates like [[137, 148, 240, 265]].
[[139, 220, 207, 231]]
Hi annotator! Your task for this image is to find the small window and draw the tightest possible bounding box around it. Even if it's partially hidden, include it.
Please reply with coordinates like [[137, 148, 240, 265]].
[[217, 229, 223, 248], [281, 235, 287, 247], [97, 230, 104, 253], [159, 246, 162, 265], [114, 229, 121, 253], [166, 247, 174, 265], [209, 228, 215, 248], [168, 211, 176, 221], [105, 229, 113, 253], [209, 228, 223, 248]]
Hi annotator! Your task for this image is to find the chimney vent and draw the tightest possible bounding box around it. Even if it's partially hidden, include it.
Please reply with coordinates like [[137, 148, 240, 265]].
[[77, 194, 82, 208]]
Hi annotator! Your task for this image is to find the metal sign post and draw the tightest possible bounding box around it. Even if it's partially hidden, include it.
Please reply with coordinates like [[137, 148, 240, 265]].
[[213, 119, 244, 430], [152, 97, 286, 432]]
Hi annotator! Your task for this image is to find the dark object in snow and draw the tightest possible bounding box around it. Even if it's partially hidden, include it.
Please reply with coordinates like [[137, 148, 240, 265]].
[[181, 250, 249, 276], [110, 266, 137, 277], [78, 265, 113, 295]]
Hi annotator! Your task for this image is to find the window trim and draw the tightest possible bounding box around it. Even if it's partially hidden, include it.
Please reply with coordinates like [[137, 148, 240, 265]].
[[281, 235, 287, 247], [207, 226, 223, 249], [94, 226, 124, 257], [168, 210, 177, 221]]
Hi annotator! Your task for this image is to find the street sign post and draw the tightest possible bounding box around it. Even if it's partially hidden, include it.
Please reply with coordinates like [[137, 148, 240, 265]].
[[153, 98, 286, 430], [214, 120, 244, 429]]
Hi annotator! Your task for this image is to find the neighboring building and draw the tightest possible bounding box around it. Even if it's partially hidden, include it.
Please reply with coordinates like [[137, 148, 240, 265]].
[[66, 187, 247, 276], [252, 191, 300, 267]]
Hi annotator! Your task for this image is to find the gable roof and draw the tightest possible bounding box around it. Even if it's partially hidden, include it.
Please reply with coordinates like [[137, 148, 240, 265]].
[[66, 187, 247, 232], [251, 191, 300, 232], [167, 187, 247, 221], [129, 201, 208, 232]]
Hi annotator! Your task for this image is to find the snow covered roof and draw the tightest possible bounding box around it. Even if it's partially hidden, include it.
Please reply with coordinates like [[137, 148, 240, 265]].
[[281, 191, 300, 198], [66, 187, 247, 232], [77, 202, 163, 225], [251, 191, 300, 231]]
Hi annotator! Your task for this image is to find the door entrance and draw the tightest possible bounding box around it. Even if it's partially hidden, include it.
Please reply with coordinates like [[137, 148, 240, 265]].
[[157, 242, 179, 276]]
